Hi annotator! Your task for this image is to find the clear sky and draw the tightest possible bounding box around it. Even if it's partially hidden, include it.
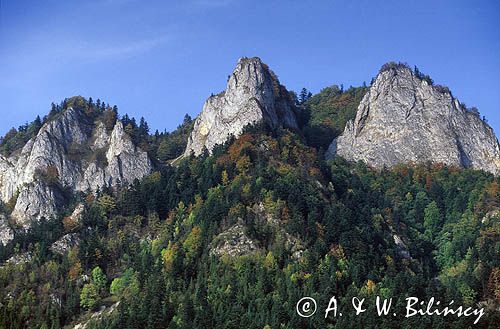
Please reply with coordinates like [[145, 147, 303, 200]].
[[1, 0, 499, 136]]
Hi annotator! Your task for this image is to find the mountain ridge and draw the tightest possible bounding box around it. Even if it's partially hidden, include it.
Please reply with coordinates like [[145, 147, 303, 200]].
[[2, 59, 500, 239], [0, 101, 152, 232], [0, 58, 499, 328]]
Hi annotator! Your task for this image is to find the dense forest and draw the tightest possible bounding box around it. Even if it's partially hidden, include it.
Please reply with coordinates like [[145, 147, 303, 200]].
[[0, 89, 499, 329]]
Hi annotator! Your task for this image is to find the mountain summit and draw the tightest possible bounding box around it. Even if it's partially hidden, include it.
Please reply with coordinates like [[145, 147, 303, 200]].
[[0, 99, 152, 229], [183, 57, 298, 156], [327, 62, 500, 174]]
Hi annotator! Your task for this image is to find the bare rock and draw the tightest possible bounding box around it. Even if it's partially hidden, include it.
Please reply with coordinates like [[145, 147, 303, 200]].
[[72, 302, 120, 329], [210, 222, 259, 257], [50, 233, 80, 255], [0, 214, 14, 246], [393, 234, 411, 259], [0, 105, 153, 228], [5, 252, 31, 266], [11, 181, 65, 227], [328, 63, 500, 175], [184, 57, 298, 156]]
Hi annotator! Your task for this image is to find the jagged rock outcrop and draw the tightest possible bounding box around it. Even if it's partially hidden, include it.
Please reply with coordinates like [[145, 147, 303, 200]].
[[184, 57, 298, 156], [4, 252, 32, 266], [0, 104, 153, 228], [393, 234, 411, 259], [327, 63, 500, 174], [72, 302, 120, 329], [50, 233, 80, 255], [69, 203, 85, 224], [210, 222, 259, 257]]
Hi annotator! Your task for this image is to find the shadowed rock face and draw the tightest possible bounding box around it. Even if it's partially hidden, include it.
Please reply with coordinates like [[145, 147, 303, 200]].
[[0, 106, 153, 228], [184, 57, 298, 156], [328, 64, 500, 174]]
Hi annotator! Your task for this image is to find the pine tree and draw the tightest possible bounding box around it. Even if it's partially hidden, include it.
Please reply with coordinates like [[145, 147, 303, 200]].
[[139, 117, 149, 136], [299, 88, 312, 104]]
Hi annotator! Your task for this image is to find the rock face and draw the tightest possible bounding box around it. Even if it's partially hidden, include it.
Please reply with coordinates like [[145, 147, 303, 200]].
[[50, 233, 80, 255], [0, 105, 153, 228], [210, 222, 259, 258], [10, 181, 65, 228], [328, 63, 500, 174], [184, 57, 298, 156], [0, 214, 14, 246]]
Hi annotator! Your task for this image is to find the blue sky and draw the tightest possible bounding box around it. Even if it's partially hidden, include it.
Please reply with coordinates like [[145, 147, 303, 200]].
[[1, 0, 499, 135]]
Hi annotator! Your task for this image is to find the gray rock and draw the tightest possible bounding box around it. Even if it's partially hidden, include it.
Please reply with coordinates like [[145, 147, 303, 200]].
[[0, 214, 14, 246], [482, 209, 500, 224], [5, 252, 31, 266], [70, 203, 85, 223], [0, 106, 153, 228], [393, 234, 411, 259], [11, 181, 65, 227], [72, 301, 120, 329], [50, 233, 80, 255], [184, 57, 298, 156], [210, 222, 259, 257], [328, 64, 500, 174]]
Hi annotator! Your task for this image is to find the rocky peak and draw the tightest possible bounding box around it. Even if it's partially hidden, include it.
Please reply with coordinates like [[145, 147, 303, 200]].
[[183, 57, 298, 156], [0, 102, 153, 228], [328, 62, 500, 174]]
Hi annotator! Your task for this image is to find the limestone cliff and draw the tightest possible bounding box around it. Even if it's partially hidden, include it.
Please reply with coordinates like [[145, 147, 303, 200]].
[[184, 57, 298, 156], [0, 213, 13, 246], [328, 63, 500, 174], [0, 104, 153, 228]]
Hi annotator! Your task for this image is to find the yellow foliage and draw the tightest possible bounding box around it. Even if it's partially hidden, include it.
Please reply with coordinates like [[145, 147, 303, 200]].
[[97, 194, 116, 214], [146, 171, 162, 184], [161, 242, 178, 274], [236, 155, 251, 174], [221, 170, 229, 186], [241, 183, 252, 200], [183, 226, 202, 259], [330, 244, 346, 260], [365, 279, 376, 294], [263, 251, 277, 270]]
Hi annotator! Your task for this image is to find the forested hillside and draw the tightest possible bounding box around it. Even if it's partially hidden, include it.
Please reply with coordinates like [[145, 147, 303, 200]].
[[0, 98, 498, 328], [303, 85, 368, 150]]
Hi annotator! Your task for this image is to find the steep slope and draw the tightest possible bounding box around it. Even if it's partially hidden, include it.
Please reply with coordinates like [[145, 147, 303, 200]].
[[183, 57, 298, 156], [327, 63, 500, 174], [304, 85, 367, 149], [0, 100, 153, 228]]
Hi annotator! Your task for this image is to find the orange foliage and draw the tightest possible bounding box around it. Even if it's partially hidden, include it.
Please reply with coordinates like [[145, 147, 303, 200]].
[[477, 181, 500, 211], [68, 262, 82, 281], [227, 133, 254, 161], [281, 205, 290, 223], [316, 222, 325, 239], [330, 244, 346, 260], [63, 215, 79, 232], [486, 267, 500, 299], [85, 193, 95, 205]]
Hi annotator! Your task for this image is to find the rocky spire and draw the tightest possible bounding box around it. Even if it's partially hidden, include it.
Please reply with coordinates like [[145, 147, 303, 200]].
[[0, 103, 153, 228], [327, 62, 500, 174], [183, 57, 298, 156]]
